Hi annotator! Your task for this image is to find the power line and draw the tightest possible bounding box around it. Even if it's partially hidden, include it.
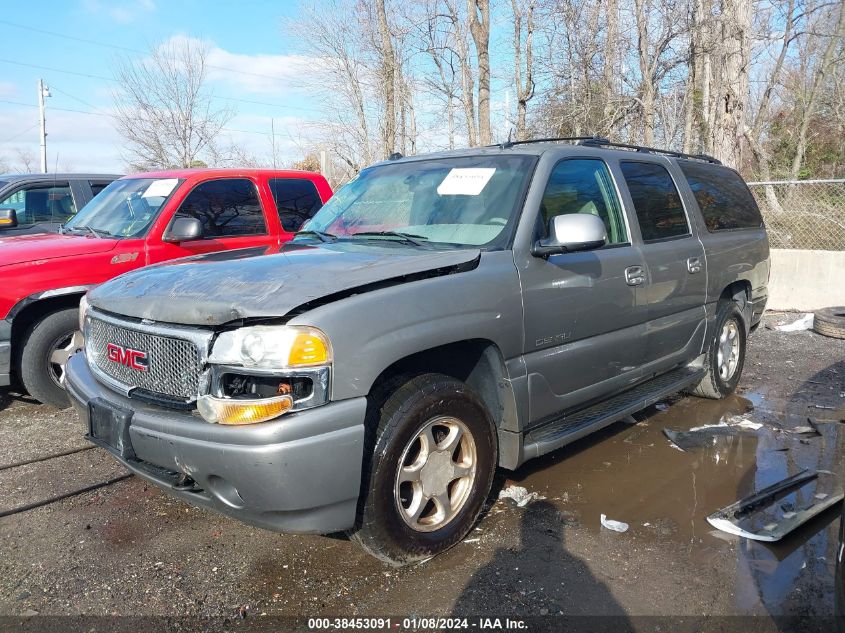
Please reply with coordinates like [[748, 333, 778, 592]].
[[0, 122, 38, 144], [0, 58, 314, 113], [0, 97, 271, 137], [0, 19, 304, 83]]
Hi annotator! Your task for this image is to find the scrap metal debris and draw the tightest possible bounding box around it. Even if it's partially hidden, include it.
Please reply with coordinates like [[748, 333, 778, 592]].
[[706, 469, 844, 542], [662, 417, 761, 452], [600, 514, 629, 533]]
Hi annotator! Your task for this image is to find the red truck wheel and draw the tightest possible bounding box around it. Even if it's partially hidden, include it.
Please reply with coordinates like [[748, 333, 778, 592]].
[[19, 307, 81, 408]]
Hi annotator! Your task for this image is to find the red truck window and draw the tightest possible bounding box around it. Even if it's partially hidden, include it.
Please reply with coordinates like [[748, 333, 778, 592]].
[[174, 178, 267, 238], [269, 177, 323, 232]]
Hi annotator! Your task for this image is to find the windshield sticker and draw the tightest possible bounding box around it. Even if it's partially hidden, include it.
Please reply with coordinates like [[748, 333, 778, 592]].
[[142, 178, 179, 198], [436, 168, 496, 196]]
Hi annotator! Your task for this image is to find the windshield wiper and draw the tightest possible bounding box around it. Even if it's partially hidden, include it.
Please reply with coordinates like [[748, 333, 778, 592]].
[[295, 229, 338, 243], [69, 225, 109, 238], [347, 231, 429, 246]]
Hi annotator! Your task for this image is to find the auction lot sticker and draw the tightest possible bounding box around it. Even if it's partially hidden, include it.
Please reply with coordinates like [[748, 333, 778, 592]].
[[437, 168, 496, 196]]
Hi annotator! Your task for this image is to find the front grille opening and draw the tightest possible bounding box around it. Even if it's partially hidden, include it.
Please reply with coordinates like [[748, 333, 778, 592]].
[[86, 316, 203, 400], [219, 372, 313, 402]]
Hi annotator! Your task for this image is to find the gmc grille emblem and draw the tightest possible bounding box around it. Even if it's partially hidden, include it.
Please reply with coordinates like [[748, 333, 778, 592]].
[[106, 343, 149, 372]]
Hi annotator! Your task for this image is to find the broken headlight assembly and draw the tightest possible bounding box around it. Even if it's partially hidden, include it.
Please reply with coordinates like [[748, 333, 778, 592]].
[[198, 326, 331, 425]]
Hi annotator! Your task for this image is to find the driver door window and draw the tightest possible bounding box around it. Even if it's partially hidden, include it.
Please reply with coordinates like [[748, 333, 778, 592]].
[[173, 178, 266, 238], [539, 159, 627, 245], [0, 183, 75, 226]]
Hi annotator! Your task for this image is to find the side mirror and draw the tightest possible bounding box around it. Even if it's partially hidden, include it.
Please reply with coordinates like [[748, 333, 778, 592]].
[[0, 208, 18, 229], [164, 217, 202, 243], [532, 214, 607, 257]]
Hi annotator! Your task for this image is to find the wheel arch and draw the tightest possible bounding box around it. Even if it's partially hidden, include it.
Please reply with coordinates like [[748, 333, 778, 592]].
[[366, 339, 519, 462], [719, 280, 752, 332], [10, 291, 86, 368]]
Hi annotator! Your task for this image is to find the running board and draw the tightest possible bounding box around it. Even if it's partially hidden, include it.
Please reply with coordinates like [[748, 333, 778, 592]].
[[522, 366, 706, 462]]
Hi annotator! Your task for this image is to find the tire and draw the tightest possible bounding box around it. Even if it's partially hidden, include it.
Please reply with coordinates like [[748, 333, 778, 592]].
[[690, 301, 747, 400], [19, 308, 82, 408], [350, 373, 497, 565], [814, 307, 845, 340]]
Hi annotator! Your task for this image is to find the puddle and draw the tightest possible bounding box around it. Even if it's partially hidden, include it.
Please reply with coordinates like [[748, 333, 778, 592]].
[[509, 387, 844, 616]]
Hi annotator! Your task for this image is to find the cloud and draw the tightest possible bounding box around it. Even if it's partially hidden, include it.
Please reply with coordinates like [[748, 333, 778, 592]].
[[81, 0, 156, 24], [153, 35, 320, 96], [206, 47, 318, 95], [0, 82, 17, 99]]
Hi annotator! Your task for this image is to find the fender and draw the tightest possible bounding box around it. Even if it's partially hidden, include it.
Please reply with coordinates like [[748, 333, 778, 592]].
[[5, 285, 93, 322]]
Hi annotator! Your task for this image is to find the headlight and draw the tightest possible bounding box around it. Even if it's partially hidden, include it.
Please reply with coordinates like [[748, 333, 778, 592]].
[[209, 325, 331, 369], [78, 294, 89, 333]]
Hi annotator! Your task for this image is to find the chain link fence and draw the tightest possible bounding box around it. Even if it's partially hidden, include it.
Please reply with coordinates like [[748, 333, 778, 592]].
[[747, 179, 845, 250]]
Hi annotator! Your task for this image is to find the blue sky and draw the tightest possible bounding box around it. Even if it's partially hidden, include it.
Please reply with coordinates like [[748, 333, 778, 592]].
[[0, 0, 322, 172]]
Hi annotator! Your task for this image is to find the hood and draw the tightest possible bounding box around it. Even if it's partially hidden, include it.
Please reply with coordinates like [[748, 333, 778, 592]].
[[88, 243, 481, 326], [0, 232, 119, 266]]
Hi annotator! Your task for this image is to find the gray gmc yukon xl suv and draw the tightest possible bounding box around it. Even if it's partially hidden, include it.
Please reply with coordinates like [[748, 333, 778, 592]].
[[65, 139, 769, 564]]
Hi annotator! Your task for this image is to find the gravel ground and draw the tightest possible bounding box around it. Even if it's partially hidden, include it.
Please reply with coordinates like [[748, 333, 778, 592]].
[[0, 312, 842, 630]]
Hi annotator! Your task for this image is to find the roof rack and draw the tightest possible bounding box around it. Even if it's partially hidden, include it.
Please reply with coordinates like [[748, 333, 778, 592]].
[[577, 138, 722, 164], [493, 135, 609, 150], [493, 135, 721, 165]]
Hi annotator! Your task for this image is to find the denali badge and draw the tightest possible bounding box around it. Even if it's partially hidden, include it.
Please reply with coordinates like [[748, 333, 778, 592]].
[[106, 343, 149, 372]]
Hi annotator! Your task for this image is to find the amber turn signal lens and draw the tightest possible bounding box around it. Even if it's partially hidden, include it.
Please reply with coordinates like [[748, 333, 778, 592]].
[[288, 330, 329, 366], [197, 394, 293, 425]]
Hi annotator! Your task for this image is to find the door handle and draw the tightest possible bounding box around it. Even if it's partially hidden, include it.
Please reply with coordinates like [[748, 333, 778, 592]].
[[625, 265, 645, 286], [687, 257, 702, 274]]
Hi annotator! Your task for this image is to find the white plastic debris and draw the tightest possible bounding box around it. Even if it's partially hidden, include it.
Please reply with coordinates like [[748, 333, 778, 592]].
[[655, 403, 669, 411], [498, 485, 545, 507], [776, 313, 814, 332], [600, 513, 629, 533], [730, 416, 763, 430]]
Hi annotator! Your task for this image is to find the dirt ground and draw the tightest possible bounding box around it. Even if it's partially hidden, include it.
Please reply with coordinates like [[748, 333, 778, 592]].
[[0, 312, 842, 631]]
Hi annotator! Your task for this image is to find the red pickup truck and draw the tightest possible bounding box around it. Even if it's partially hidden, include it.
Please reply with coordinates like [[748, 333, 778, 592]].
[[0, 168, 332, 407]]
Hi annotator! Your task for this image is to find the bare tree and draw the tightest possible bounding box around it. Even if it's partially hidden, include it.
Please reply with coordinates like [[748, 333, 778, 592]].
[[788, 0, 845, 178], [512, 0, 536, 140], [375, 0, 398, 156], [13, 147, 37, 172], [467, 0, 491, 145], [112, 38, 234, 170]]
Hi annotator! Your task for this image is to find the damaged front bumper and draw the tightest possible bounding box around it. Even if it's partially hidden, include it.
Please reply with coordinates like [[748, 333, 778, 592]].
[[65, 353, 366, 534]]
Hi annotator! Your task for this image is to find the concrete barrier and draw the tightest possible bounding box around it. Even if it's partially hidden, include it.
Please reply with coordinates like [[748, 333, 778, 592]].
[[768, 248, 845, 311]]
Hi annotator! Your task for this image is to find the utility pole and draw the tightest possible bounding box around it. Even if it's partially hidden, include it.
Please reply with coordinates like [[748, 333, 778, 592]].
[[38, 79, 51, 173]]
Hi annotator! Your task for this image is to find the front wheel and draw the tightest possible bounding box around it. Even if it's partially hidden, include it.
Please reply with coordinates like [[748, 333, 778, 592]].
[[690, 301, 747, 399], [350, 373, 497, 565], [19, 307, 82, 408]]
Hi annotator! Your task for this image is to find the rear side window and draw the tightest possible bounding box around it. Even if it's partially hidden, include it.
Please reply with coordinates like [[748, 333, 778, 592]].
[[269, 178, 323, 233], [620, 162, 689, 242], [679, 163, 763, 231], [89, 181, 111, 198], [174, 178, 266, 238], [539, 159, 628, 244], [0, 183, 76, 225]]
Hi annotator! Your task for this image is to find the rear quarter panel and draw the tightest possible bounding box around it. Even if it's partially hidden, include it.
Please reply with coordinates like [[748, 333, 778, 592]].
[[667, 161, 770, 321]]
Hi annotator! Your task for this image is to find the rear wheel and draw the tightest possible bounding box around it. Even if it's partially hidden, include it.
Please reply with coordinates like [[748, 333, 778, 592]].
[[690, 301, 747, 399], [350, 373, 497, 565], [19, 308, 81, 408]]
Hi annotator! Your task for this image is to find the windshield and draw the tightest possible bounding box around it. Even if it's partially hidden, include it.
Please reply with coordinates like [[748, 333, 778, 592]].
[[300, 155, 536, 249], [63, 178, 182, 238]]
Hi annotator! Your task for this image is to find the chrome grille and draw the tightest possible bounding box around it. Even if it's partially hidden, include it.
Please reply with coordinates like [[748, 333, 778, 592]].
[[85, 315, 203, 400]]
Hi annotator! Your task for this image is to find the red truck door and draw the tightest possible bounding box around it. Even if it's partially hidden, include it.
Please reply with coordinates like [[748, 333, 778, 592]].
[[146, 176, 280, 264]]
